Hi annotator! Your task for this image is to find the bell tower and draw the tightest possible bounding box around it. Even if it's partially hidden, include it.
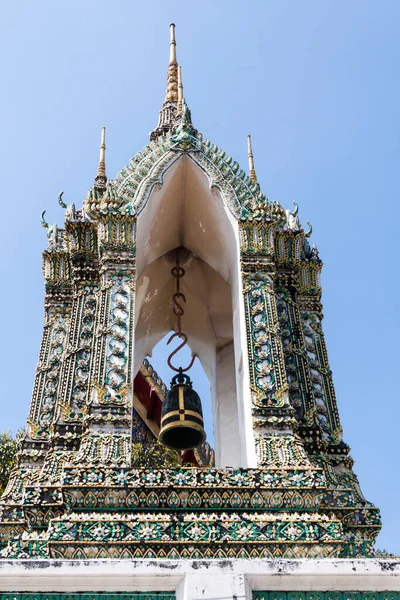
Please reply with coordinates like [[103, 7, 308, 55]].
[[0, 23, 382, 566]]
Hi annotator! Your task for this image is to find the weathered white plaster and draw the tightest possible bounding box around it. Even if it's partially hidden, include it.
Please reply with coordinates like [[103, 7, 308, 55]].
[[231, 226, 257, 469], [215, 341, 241, 467], [0, 559, 399, 596]]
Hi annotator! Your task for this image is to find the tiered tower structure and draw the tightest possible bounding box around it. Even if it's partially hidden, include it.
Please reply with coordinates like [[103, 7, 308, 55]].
[[0, 23, 397, 600]]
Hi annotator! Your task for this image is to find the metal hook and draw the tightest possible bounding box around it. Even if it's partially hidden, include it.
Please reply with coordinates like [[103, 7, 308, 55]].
[[172, 291, 186, 335], [172, 291, 186, 316], [167, 331, 196, 373]]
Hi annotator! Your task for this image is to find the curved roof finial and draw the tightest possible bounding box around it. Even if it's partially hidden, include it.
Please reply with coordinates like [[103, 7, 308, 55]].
[[165, 23, 178, 102], [94, 126, 107, 192], [247, 134, 258, 184], [177, 65, 183, 116], [58, 190, 67, 209], [41, 210, 48, 228]]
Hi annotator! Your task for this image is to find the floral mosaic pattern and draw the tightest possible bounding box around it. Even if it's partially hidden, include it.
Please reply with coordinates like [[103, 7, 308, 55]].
[[61, 466, 325, 488], [300, 311, 342, 443], [47, 511, 343, 545], [276, 291, 315, 424], [58, 284, 98, 421], [61, 466, 326, 511], [103, 275, 131, 402], [29, 312, 69, 437], [242, 274, 287, 411]]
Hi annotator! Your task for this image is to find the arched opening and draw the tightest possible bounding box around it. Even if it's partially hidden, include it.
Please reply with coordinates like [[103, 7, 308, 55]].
[[133, 154, 255, 467]]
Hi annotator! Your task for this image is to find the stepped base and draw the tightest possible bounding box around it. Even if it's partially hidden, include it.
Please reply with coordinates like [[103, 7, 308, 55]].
[[0, 466, 380, 559]]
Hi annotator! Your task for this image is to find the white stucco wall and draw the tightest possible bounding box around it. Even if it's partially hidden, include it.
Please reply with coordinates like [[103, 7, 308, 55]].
[[0, 559, 399, 597], [215, 341, 241, 467]]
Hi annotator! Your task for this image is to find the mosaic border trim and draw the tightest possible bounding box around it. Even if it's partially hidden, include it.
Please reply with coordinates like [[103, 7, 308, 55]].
[[253, 594, 398, 600]]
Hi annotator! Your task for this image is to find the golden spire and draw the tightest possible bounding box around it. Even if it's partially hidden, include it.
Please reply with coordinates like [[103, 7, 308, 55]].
[[177, 65, 183, 115], [165, 23, 178, 102], [247, 134, 258, 184], [95, 126, 107, 191], [151, 24, 189, 141]]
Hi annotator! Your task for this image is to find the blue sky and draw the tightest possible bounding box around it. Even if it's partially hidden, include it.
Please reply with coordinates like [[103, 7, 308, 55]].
[[0, 0, 399, 553]]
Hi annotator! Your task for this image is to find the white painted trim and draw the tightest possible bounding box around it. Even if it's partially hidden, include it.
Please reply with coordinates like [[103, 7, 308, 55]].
[[0, 560, 399, 595]]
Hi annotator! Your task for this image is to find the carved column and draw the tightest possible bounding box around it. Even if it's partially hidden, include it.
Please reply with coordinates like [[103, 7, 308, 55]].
[[72, 214, 136, 467], [41, 218, 99, 457], [239, 219, 314, 469]]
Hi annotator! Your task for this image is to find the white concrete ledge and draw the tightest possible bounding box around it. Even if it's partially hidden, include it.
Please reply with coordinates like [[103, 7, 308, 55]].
[[0, 559, 399, 597]]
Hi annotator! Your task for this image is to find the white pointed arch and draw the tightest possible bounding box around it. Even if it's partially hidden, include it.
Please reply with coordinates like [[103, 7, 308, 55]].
[[131, 151, 257, 468]]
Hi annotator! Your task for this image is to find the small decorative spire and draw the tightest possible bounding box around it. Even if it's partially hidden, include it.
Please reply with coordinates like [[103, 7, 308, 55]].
[[247, 135, 258, 184], [177, 65, 183, 116], [165, 23, 178, 102], [94, 126, 107, 193]]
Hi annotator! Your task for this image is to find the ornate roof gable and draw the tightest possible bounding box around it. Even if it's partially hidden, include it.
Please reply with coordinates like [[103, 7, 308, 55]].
[[82, 24, 286, 225], [98, 124, 286, 224]]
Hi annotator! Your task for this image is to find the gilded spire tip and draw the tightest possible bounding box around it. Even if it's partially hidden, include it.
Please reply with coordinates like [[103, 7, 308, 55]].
[[247, 134, 258, 184], [95, 126, 107, 191]]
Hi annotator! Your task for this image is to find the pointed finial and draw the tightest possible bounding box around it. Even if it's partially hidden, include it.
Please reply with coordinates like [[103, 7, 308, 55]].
[[95, 127, 107, 192], [170, 23, 177, 64], [247, 135, 258, 184], [165, 23, 178, 102], [177, 65, 183, 115]]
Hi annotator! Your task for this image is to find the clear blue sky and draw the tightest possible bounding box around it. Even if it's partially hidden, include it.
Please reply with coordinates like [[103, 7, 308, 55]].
[[0, 0, 399, 553]]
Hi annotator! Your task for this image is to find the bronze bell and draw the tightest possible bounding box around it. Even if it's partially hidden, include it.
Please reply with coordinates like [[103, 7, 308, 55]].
[[159, 369, 206, 451]]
